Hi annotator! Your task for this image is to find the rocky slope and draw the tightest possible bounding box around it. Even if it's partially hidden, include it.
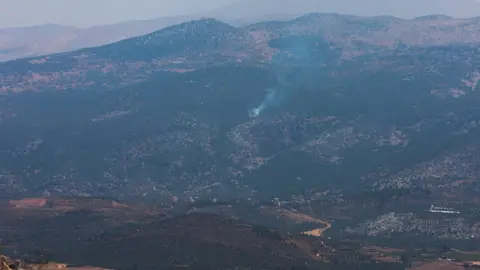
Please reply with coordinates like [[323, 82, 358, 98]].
[[4, 14, 480, 93], [0, 14, 291, 63], [0, 15, 236, 63], [5, 3, 480, 63], [1, 14, 480, 204]]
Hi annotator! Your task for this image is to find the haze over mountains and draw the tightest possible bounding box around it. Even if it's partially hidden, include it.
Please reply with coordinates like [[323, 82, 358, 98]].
[[2, 12, 480, 201], [3, 8, 480, 270], [0, 15, 299, 62], [0, 16, 210, 62], [5, 13, 480, 94], [2, 0, 480, 62], [213, 0, 480, 19]]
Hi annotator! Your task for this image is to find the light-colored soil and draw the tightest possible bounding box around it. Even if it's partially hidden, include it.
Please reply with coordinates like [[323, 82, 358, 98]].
[[260, 207, 332, 236], [300, 218, 331, 237], [410, 261, 465, 270], [302, 227, 330, 237], [9, 198, 48, 208]]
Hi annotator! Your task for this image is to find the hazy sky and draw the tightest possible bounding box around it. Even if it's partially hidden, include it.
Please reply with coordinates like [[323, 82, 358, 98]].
[[0, 0, 238, 28], [2, 0, 480, 28]]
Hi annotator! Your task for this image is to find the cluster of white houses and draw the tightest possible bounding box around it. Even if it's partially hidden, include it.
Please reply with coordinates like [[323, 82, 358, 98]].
[[428, 205, 460, 214]]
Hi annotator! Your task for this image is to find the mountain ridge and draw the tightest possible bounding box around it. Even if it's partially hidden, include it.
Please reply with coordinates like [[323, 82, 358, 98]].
[[3, 11, 480, 256], [1, 12, 480, 203], [210, 0, 480, 19], [4, 14, 480, 94], [3, 11, 480, 63]]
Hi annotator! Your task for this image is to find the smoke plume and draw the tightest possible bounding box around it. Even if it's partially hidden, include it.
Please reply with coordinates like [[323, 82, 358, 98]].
[[247, 35, 318, 118], [248, 87, 286, 118]]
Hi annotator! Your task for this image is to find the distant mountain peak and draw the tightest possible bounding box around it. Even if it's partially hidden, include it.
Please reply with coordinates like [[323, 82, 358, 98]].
[[154, 17, 238, 34], [74, 16, 247, 62], [286, 12, 402, 26], [131, 17, 243, 45], [292, 12, 351, 21], [413, 14, 454, 21]]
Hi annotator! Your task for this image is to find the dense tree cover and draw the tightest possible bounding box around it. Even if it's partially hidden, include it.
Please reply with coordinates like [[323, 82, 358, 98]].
[[2, 43, 480, 199]]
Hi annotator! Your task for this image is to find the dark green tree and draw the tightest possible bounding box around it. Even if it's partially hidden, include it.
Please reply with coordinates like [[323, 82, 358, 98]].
[[400, 253, 412, 269]]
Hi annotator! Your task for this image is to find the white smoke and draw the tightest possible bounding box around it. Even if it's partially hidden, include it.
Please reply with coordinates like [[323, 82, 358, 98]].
[[247, 35, 313, 118], [248, 88, 281, 118]]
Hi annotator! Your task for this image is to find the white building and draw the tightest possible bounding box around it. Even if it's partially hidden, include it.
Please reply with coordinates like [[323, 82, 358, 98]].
[[428, 205, 460, 214]]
